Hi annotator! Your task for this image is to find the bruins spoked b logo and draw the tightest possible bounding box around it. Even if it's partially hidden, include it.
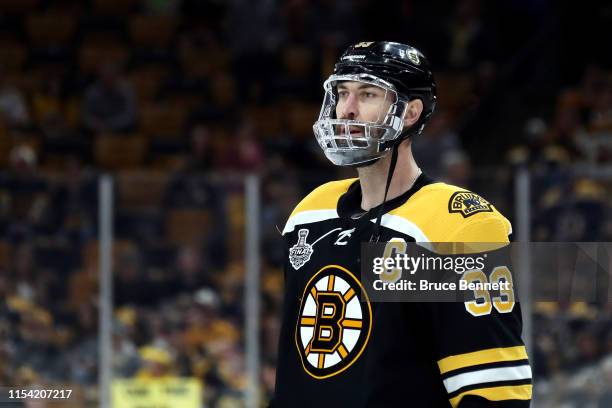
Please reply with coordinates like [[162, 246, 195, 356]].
[[295, 265, 372, 379]]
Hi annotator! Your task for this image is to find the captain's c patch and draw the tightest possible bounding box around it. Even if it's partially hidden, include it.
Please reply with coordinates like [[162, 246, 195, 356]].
[[448, 191, 493, 218]]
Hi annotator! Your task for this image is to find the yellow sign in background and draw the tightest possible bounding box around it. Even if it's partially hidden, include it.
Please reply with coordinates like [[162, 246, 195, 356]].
[[112, 378, 202, 408]]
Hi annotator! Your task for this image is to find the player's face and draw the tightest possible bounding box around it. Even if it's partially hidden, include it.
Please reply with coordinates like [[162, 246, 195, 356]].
[[335, 81, 395, 125]]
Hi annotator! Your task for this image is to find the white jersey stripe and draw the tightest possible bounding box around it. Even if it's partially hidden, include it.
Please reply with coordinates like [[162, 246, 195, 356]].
[[283, 210, 339, 235], [443, 364, 532, 394], [374, 214, 430, 242], [284, 210, 430, 242]]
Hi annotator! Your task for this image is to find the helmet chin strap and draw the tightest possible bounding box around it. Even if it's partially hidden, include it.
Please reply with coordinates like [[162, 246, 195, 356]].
[[369, 144, 399, 243], [367, 124, 418, 242]]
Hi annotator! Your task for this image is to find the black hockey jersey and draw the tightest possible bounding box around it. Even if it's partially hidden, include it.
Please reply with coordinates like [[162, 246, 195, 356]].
[[273, 175, 532, 407]]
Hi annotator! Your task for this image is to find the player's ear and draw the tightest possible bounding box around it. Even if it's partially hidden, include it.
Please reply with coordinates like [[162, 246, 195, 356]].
[[403, 99, 423, 128]]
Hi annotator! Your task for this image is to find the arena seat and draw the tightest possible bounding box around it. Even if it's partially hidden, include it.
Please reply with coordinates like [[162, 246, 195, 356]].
[[94, 133, 148, 170], [0, 40, 27, 71], [116, 170, 170, 210], [92, 0, 141, 15], [140, 103, 187, 139], [130, 15, 177, 48], [166, 209, 211, 246], [79, 43, 129, 75], [0, 0, 40, 14], [26, 13, 77, 47]]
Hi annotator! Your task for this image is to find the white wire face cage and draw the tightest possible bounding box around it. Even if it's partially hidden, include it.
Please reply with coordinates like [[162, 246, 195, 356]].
[[313, 73, 409, 166]]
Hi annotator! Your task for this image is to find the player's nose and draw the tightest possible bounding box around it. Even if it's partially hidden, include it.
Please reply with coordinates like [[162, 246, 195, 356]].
[[339, 94, 359, 120]]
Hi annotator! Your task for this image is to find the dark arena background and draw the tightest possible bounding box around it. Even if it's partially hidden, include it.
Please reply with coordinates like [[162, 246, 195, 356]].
[[0, 0, 611, 407]]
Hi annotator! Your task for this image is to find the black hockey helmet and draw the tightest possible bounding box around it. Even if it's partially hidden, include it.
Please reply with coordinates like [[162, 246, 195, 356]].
[[313, 41, 436, 167], [334, 41, 437, 136]]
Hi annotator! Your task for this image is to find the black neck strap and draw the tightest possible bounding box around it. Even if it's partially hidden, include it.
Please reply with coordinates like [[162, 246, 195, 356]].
[[370, 145, 398, 242]]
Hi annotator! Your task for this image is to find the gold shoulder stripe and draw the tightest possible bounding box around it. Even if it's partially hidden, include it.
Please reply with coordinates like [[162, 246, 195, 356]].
[[449, 384, 532, 408], [389, 183, 512, 242], [438, 346, 528, 375], [289, 178, 356, 217]]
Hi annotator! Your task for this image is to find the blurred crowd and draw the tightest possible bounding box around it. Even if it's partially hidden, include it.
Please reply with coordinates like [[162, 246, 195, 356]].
[[532, 302, 612, 407], [0, 0, 611, 406]]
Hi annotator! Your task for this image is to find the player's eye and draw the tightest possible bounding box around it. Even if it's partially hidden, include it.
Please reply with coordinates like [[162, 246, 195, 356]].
[[361, 90, 380, 99], [337, 90, 349, 99]]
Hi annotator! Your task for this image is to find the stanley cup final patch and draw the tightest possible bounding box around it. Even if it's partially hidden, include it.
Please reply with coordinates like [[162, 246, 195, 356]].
[[289, 229, 314, 270], [448, 191, 493, 218]]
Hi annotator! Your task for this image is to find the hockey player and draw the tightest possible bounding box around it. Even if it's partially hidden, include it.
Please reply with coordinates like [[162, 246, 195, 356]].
[[273, 41, 532, 407]]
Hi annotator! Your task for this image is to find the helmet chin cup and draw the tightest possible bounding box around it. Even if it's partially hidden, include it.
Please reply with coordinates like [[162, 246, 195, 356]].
[[313, 119, 399, 166]]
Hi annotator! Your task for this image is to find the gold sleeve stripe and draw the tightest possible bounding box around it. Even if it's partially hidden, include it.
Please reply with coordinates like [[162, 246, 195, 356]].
[[449, 384, 532, 408], [438, 346, 528, 374]]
